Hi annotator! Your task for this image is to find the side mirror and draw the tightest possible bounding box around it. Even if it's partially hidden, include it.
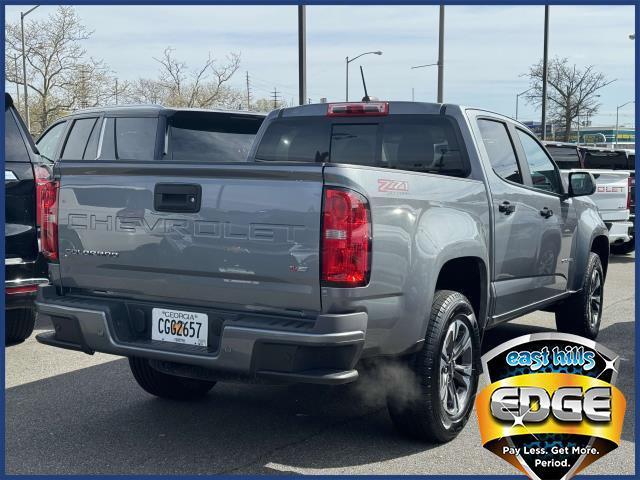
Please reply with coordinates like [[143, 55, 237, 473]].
[[568, 171, 596, 197]]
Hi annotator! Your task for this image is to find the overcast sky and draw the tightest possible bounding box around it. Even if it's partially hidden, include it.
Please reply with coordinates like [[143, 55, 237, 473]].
[[4, 4, 636, 126]]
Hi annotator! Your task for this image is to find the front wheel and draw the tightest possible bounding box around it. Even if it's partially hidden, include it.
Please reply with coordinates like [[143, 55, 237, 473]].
[[129, 357, 216, 400], [555, 252, 604, 340], [387, 290, 480, 443]]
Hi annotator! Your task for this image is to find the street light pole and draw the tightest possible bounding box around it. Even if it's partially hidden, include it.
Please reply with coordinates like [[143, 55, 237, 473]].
[[437, 4, 445, 103], [21, 5, 40, 132], [515, 87, 534, 121], [541, 5, 550, 140], [13, 54, 20, 106], [615, 100, 635, 148], [345, 50, 382, 101], [298, 5, 307, 106]]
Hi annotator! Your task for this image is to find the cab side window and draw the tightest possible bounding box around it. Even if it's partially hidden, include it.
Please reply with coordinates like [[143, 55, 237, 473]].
[[36, 121, 66, 162], [477, 119, 523, 184], [61, 118, 99, 160], [516, 129, 562, 194]]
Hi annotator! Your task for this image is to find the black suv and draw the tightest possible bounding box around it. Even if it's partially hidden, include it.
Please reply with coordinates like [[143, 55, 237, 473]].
[[5, 93, 50, 343]]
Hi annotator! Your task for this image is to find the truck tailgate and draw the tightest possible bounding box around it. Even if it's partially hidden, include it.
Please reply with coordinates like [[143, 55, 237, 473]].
[[56, 162, 323, 312], [561, 169, 629, 221]]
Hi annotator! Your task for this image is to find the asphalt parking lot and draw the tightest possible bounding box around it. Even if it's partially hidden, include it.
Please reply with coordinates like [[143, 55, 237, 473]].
[[5, 253, 635, 475]]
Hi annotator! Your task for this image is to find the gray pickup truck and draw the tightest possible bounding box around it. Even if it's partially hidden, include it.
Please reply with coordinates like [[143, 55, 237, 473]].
[[36, 101, 608, 443]]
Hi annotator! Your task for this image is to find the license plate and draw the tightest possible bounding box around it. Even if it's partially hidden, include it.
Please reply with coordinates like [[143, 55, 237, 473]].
[[151, 308, 208, 347]]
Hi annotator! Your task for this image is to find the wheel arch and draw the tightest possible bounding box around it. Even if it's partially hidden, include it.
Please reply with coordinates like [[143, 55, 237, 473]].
[[434, 256, 489, 332]]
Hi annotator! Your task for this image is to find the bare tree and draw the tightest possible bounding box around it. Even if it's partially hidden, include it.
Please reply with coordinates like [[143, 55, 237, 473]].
[[150, 47, 242, 108], [4, 6, 107, 132], [524, 57, 615, 141]]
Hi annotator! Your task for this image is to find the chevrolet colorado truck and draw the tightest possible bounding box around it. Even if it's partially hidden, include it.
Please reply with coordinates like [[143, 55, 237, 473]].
[[35, 101, 608, 443]]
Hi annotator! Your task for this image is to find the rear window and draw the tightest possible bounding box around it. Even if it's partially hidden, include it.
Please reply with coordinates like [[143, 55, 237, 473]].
[[99, 117, 158, 161], [546, 146, 581, 170], [168, 113, 263, 162], [582, 150, 630, 170], [254, 115, 469, 177]]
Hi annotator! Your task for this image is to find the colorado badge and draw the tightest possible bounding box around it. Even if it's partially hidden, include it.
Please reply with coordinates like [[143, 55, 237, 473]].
[[476, 333, 625, 480]]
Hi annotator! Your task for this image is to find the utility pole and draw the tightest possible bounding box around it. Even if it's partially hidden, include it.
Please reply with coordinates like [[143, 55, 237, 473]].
[[272, 88, 280, 110], [298, 5, 307, 106], [115, 78, 119, 105], [245, 71, 251, 110], [21, 5, 40, 132], [541, 5, 550, 140], [437, 4, 445, 103], [13, 54, 20, 106]]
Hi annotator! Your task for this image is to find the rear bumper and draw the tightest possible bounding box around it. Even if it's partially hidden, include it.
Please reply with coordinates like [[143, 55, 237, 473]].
[[5, 277, 49, 311], [605, 221, 634, 244], [35, 286, 366, 385]]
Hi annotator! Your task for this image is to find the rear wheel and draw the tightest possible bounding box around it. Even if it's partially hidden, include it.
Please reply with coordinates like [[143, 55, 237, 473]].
[[610, 240, 635, 255], [555, 252, 604, 339], [129, 357, 216, 400], [5, 308, 35, 344], [387, 290, 480, 443]]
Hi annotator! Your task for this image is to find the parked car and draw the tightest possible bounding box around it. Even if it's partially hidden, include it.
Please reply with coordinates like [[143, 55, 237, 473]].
[[545, 142, 635, 255], [4, 93, 50, 343], [581, 147, 635, 254], [35, 101, 607, 443]]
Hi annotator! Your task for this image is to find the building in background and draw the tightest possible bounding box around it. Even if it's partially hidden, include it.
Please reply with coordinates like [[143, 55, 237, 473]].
[[522, 121, 635, 150]]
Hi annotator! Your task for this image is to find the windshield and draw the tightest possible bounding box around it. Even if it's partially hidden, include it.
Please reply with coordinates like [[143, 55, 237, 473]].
[[254, 115, 469, 177], [169, 112, 263, 162]]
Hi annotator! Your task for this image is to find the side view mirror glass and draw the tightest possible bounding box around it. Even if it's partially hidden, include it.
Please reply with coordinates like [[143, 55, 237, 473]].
[[568, 171, 596, 197]]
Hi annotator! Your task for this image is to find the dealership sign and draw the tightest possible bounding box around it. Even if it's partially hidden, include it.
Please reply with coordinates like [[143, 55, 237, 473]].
[[476, 333, 625, 480]]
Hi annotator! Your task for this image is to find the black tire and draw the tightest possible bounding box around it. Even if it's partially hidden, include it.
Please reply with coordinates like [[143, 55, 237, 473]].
[[610, 240, 635, 255], [5, 308, 35, 344], [555, 252, 604, 340], [387, 290, 480, 443], [128, 357, 216, 400]]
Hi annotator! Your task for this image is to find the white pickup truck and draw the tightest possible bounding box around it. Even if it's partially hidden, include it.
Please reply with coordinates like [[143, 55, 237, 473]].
[[546, 142, 634, 254]]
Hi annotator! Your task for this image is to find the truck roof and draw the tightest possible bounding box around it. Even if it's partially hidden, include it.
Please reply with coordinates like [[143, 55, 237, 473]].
[[58, 104, 267, 119], [274, 100, 528, 127]]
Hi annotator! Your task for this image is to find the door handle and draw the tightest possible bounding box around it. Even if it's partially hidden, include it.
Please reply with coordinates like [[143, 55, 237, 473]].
[[154, 183, 201, 213], [498, 201, 516, 215], [540, 207, 554, 219]]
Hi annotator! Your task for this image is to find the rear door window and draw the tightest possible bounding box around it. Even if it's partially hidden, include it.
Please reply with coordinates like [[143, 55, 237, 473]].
[[169, 113, 263, 162], [98, 117, 158, 160], [254, 115, 469, 177], [115, 117, 157, 160], [477, 119, 523, 184], [61, 118, 99, 160]]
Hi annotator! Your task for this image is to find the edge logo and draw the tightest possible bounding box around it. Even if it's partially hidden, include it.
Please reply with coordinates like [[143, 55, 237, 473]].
[[476, 333, 625, 480]]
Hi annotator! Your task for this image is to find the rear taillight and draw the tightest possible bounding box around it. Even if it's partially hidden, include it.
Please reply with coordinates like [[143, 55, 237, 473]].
[[327, 102, 388, 117], [321, 188, 371, 286], [6, 285, 39, 295], [627, 176, 634, 210], [34, 165, 51, 227], [40, 180, 59, 261]]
